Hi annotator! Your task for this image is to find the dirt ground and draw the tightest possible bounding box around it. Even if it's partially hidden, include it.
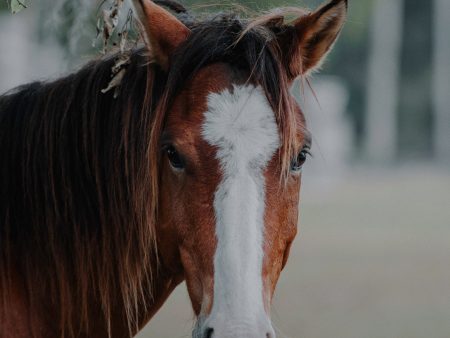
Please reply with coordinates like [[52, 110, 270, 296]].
[[138, 167, 450, 338]]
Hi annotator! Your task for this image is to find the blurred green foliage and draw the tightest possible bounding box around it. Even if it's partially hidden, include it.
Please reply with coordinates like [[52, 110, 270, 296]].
[[1, 0, 25, 13]]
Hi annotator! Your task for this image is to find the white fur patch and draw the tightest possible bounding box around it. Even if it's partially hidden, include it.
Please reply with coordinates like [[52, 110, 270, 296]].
[[200, 85, 279, 337]]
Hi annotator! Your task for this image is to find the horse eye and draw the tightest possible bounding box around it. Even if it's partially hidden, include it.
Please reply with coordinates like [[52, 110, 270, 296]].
[[166, 146, 184, 170], [290, 149, 309, 173]]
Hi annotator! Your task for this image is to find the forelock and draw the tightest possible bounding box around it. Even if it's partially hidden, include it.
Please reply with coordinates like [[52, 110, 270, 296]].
[[156, 7, 304, 181]]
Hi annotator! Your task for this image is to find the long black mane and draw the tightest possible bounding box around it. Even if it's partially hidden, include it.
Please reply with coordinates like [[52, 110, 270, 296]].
[[0, 2, 301, 336]]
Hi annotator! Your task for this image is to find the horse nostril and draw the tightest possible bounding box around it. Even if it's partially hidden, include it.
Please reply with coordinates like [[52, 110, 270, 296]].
[[266, 332, 275, 338], [204, 327, 214, 338]]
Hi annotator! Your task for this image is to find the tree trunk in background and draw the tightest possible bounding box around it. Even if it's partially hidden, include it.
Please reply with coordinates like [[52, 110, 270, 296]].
[[365, 0, 404, 163], [433, 0, 450, 165]]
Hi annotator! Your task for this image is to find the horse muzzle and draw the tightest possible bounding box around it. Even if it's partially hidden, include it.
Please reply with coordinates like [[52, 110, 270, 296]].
[[194, 315, 276, 338]]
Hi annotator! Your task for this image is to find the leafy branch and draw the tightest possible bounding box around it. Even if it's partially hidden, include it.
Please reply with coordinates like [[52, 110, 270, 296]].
[[5, 0, 27, 14], [94, 0, 139, 97], [5, 0, 140, 98]]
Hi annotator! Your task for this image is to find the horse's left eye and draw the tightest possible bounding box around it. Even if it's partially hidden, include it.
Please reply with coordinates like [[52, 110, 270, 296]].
[[166, 146, 184, 170], [290, 149, 309, 173]]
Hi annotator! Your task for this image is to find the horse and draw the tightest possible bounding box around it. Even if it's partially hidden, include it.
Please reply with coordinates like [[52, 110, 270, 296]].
[[0, 0, 347, 337]]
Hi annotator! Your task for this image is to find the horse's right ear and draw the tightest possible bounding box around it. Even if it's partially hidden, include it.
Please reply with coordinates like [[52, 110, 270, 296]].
[[131, 0, 190, 70]]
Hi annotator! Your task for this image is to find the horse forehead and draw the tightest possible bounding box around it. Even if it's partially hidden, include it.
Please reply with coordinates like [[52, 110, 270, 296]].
[[202, 85, 280, 163]]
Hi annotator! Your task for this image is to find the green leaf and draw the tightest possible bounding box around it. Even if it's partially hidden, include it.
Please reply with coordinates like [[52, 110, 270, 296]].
[[10, 0, 27, 14]]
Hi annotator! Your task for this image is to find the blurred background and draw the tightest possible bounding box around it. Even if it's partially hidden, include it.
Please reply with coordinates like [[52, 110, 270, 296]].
[[1, 0, 449, 337]]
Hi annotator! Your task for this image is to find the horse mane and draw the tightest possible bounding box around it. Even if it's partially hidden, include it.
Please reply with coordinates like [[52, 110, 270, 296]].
[[0, 49, 161, 336], [0, 1, 304, 336]]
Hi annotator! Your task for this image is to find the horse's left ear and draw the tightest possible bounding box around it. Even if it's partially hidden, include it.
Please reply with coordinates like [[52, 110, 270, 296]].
[[131, 0, 190, 70], [279, 0, 347, 80]]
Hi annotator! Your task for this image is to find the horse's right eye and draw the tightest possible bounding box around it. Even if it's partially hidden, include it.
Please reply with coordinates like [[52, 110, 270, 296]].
[[166, 146, 184, 170]]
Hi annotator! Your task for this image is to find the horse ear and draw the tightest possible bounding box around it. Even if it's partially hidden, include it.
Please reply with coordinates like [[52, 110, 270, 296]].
[[131, 0, 190, 70], [280, 0, 347, 79]]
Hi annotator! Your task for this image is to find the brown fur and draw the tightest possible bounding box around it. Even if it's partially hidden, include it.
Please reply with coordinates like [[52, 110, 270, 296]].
[[0, 0, 347, 337]]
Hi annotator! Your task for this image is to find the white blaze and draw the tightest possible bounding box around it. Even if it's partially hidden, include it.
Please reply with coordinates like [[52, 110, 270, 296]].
[[201, 85, 279, 337]]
